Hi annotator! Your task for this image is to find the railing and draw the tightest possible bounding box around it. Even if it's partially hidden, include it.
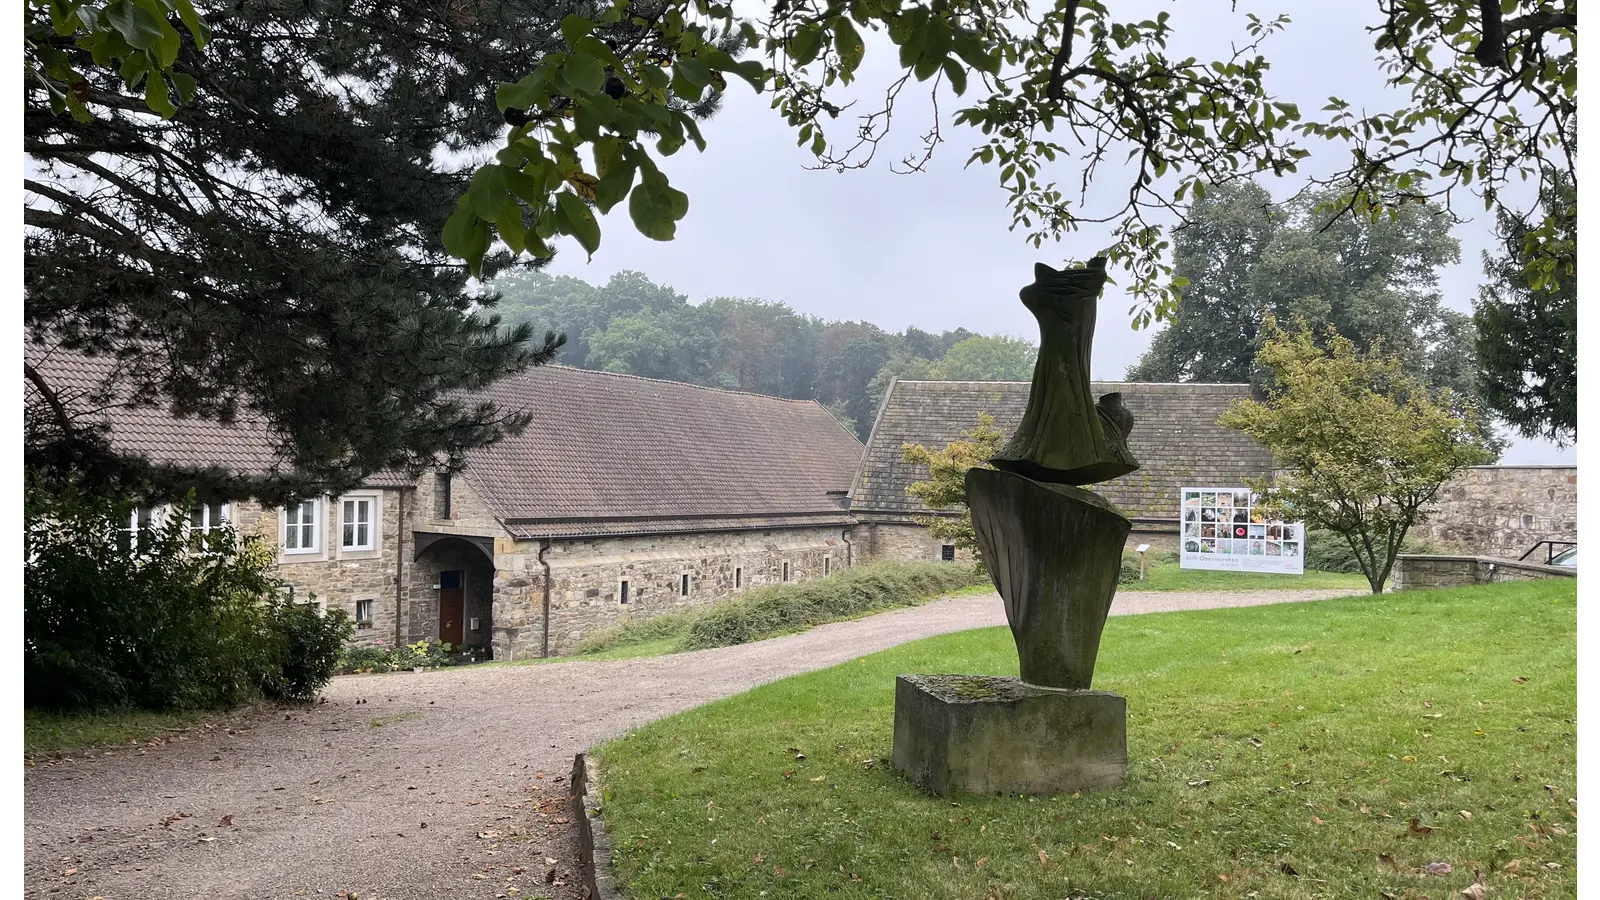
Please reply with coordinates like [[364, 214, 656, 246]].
[[1518, 540, 1577, 564]]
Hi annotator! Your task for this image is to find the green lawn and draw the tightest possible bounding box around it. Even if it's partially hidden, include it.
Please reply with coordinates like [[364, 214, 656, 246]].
[[24, 707, 221, 758], [594, 580, 1576, 899]]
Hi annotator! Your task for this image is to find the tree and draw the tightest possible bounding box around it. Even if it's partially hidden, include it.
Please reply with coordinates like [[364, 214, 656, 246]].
[[902, 413, 1006, 574], [24, 0, 604, 505], [866, 351, 936, 420], [815, 324, 894, 437], [933, 336, 1038, 381], [1473, 173, 1577, 444], [438, 1, 1574, 327], [1218, 319, 1494, 594]]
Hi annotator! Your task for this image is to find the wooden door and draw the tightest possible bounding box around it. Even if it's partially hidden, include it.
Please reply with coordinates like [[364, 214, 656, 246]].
[[439, 579, 465, 646]]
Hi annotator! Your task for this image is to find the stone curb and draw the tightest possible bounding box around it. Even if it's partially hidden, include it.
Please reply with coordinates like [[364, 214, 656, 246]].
[[571, 752, 623, 900]]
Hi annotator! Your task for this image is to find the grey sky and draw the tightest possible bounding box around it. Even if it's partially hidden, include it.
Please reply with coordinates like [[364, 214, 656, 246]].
[[542, 2, 1574, 464]]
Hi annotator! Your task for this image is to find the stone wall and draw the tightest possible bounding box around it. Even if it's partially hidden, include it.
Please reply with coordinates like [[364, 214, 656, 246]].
[[231, 489, 405, 647], [1392, 554, 1576, 591], [1414, 466, 1577, 559], [533, 525, 854, 656], [856, 517, 1178, 564]]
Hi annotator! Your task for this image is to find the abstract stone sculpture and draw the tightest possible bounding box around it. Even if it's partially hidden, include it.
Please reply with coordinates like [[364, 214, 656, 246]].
[[893, 257, 1138, 796]]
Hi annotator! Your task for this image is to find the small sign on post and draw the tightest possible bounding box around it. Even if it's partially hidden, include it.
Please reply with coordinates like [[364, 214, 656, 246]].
[[1135, 543, 1150, 580], [1179, 487, 1305, 574]]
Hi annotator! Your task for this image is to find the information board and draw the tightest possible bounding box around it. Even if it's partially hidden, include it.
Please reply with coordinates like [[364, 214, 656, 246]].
[[1179, 487, 1305, 574]]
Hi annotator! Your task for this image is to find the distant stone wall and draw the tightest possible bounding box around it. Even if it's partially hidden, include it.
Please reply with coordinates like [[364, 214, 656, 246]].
[[1392, 554, 1576, 591], [856, 517, 1177, 564], [1415, 466, 1578, 559], [531, 525, 855, 657]]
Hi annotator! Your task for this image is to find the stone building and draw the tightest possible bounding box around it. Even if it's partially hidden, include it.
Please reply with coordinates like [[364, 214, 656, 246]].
[[849, 379, 1277, 561], [28, 347, 863, 659]]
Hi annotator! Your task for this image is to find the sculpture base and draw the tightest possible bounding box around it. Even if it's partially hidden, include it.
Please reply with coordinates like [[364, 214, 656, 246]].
[[891, 674, 1126, 797]]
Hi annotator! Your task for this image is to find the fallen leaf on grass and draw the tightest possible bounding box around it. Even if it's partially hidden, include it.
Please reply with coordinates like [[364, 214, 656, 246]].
[[1249, 737, 1264, 748], [1544, 862, 1562, 870], [1513, 677, 1528, 684], [1425, 861, 1453, 875], [1501, 859, 1521, 873], [808, 775, 826, 782], [1408, 818, 1433, 837], [1278, 860, 1298, 876], [1188, 779, 1211, 787], [1377, 853, 1399, 872], [1037, 849, 1058, 870], [1460, 873, 1489, 899], [976, 857, 988, 868], [1311, 817, 1326, 825], [1458, 810, 1472, 821]]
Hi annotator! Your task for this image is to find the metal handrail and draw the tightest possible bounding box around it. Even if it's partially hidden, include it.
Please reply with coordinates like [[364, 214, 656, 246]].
[[1518, 539, 1577, 564]]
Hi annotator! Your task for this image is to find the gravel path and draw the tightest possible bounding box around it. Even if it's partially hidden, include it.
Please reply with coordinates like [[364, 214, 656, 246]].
[[24, 587, 1355, 900]]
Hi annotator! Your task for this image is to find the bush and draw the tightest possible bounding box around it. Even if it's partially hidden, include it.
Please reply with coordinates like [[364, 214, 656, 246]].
[[333, 638, 463, 674], [679, 562, 985, 652], [578, 608, 702, 656], [264, 600, 353, 701], [24, 479, 346, 711], [1303, 528, 1441, 574]]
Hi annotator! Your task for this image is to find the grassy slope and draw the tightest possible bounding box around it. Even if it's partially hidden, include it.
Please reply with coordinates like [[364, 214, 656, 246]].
[[595, 580, 1576, 899], [24, 708, 218, 757]]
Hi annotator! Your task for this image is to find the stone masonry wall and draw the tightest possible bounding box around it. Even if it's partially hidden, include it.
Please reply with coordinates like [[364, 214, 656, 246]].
[[407, 474, 519, 654], [1413, 466, 1577, 559], [1392, 554, 1576, 591], [231, 488, 405, 648], [856, 518, 1178, 564], [532, 525, 853, 657]]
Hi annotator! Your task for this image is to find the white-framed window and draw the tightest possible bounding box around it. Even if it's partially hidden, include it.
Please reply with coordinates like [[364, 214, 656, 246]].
[[186, 503, 230, 550], [679, 572, 691, 596], [120, 507, 159, 553], [339, 495, 376, 551], [354, 598, 375, 628], [283, 499, 320, 554]]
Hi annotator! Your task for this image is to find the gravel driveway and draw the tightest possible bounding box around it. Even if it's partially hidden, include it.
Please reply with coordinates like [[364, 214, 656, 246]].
[[24, 587, 1355, 900]]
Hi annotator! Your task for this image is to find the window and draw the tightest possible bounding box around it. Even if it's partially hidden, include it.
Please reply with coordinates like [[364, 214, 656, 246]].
[[355, 599, 375, 628], [941, 544, 956, 561], [734, 566, 742, 589], [120, 507, 158, 553], [284, 500, 319, 553], [782, 561, 790, 582], [439, 570, 462, 590], [619, 579, 630, 604], [435, 473, 452, 520], [340, 496, 375, 551], [680, 573, 691, 596], [824, 556, 831, 576], [186, 503, 230, 551]]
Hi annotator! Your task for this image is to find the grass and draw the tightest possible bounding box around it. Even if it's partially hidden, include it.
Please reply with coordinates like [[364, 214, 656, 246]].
[[24, 707, 221, 757], [593, 579, 1576, 899], [1127, 560, 1368, 593]]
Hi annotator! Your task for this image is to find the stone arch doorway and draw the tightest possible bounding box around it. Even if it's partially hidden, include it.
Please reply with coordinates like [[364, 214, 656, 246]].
[[413, 534, 496, 659]]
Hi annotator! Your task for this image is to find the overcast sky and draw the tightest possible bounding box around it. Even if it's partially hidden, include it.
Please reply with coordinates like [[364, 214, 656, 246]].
[[540, 1, 1574, 464]]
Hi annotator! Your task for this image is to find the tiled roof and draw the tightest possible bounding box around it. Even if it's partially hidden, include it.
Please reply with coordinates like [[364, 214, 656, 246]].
[[850, 379, 1275, 521], [461, 365, 864, 536], [26, 343, 862, 530]]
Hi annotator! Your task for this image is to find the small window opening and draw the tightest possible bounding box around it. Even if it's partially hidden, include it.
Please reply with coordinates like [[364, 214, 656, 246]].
[[824, 557, 831, 576], [435, 473, 452, 519], [782, 561, 790, 582], [619, 579, 630, 604], [355, 599, 374, 628], [940, 544, 956, 561], [735, 566, 742, 588], [680, 573, 691, 596], [439, 570, 462, 590]]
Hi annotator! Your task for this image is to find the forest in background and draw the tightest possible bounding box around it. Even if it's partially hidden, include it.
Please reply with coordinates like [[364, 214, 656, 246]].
[[488, 269, 1039, 437]]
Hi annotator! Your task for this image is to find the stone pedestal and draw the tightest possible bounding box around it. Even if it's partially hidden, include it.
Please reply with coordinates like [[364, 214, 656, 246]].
[[891, 674, 1127, 797]]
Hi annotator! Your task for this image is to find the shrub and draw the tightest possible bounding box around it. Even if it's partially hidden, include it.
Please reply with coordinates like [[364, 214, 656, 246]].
[[333, 638, 463, 675], [1118, 549, 1179, 584], [679, 562, 985, 652], [263, 600, 353, 701], [578, 608, 702, 655], [1304, 528, 1441, 574], [24, 479, 351, 711]]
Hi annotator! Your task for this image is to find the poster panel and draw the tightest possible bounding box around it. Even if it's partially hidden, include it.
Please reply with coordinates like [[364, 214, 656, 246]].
[[1179, 487, 1305, 574]]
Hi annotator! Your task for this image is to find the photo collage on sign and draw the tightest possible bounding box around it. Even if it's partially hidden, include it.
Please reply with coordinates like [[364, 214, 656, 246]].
[[1182, 490, 1301, 559]]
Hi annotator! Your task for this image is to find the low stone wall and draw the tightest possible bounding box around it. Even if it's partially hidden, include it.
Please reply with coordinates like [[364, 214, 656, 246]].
[[857, 517, 1178, 563], [1391, 554, 1576, 591], [1416, 465, 1577, 559]]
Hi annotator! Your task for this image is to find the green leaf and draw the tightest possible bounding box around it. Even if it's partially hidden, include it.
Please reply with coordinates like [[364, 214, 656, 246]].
[[170, 70, 196, 102], [555, 190, 601, 258], [560, 14, 594, 48], [628, 178, 687, 241], [834, 17, 865, 75], [789, 24, 824, 66], [104, 0, 166, 51], [497, 73, 547, 112], [468, 165, 510, 221], [675, 57, 713, 90], [942, 57, 967, 95], [139, 0, 181, 68], [594, 157, 637, 214], [173, 0, 210, 48], [730, 59, 767, 91], [442, 198, 481, 260], [561, 52, 605, 97], [497, 199, 527, 254], [144, 71, 176, 117]]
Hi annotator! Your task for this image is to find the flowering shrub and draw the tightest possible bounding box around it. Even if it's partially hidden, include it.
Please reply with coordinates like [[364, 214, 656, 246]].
[[335, 638, 462, 674]]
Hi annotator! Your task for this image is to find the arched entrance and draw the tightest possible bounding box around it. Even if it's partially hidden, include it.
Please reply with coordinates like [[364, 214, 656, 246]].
[[413, 533, 496, 660]]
